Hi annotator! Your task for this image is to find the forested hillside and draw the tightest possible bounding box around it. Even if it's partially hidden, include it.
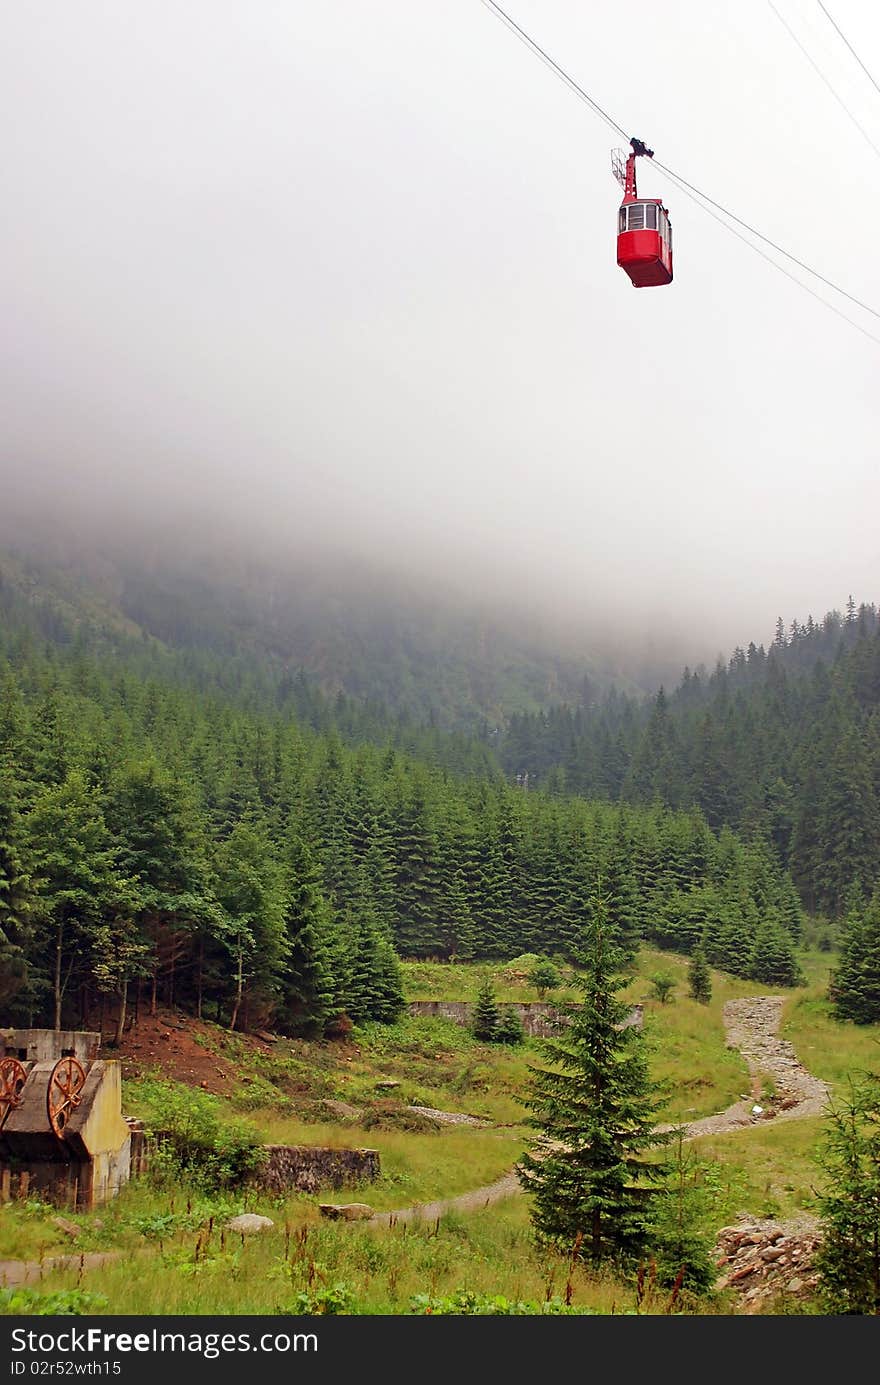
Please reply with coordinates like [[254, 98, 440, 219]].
[[497, 602, 880, 916], [0, 543, 648, 729], [0, 580, 803, 1040]]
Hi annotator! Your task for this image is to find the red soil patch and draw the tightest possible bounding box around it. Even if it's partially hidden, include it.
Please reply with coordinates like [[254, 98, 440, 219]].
[[98, 1010, 270, 1097]]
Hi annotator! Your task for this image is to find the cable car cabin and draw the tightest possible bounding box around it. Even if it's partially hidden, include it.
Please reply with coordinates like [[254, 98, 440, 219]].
[[617, 199, 672, 287]]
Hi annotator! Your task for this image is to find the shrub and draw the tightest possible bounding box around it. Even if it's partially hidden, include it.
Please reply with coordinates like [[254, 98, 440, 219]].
[[131, 1078, 265, 1190], [527, 958, 560, 999], [0, 1288, 108, 1315], [650, 972, 676, 1004]]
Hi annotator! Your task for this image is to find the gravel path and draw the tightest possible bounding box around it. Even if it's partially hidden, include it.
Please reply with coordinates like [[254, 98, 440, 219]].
[[669, 996, 830, 1140], [367, 1171, 520, 1227]]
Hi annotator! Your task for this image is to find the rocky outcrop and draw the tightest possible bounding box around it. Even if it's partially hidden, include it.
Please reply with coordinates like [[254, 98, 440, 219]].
[[713, 1218, 822, 1311], [407, 1105, 488, 1127]]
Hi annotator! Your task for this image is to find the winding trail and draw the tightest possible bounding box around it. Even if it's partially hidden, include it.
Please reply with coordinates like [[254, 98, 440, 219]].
[[367, 995, 831, 1227]]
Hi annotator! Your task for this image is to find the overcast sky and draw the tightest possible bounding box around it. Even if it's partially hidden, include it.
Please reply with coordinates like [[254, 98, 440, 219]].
[[1, 1, 878, 660]]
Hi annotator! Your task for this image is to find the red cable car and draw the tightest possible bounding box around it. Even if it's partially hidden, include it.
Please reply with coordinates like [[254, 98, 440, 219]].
[[612, 138, 673, 287]]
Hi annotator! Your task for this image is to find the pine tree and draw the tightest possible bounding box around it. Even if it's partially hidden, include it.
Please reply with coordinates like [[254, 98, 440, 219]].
[[495, 1007, 525, 1045], [687, 945, 712, 1003], [649, 1129, 718, 1293], [213, 818, 288, 1030], [517, 893, 668, 1265], [472, 976, 500, 1041]]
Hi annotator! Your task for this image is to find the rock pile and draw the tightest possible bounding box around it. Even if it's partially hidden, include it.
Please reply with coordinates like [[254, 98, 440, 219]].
[[713, 1217, 822, 1311]]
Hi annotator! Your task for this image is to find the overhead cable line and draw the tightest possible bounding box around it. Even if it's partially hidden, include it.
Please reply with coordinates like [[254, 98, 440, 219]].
[[766, 0, 880, 162], [478, 0, 880, 336], [657, 163, 880, 346], [649, 155, 880, 322], [478, 0, 626, 140], [816, 0, 880, 101]]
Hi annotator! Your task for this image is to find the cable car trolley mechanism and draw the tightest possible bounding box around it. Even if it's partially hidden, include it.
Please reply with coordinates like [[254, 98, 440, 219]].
[[612, 138, 673, 287]]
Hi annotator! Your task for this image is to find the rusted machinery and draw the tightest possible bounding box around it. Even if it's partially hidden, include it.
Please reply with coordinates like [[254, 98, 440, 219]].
[[0, 1031, 131, 1207], [0, 1055, 32, 1129], [46, 1054, 88, 1137]]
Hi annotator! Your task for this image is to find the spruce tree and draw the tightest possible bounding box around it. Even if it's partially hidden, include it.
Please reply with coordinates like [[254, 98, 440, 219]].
[[472, 976, 500, 1041], [278, 836, 336, 1036], [0, 766, 32, 1014], [748, 915, 803, 987], [830, 889, 880, 1023], [518, 893, 668, 1265], [687, 945, 712, 1004], [815, 1072, 880, 1314]]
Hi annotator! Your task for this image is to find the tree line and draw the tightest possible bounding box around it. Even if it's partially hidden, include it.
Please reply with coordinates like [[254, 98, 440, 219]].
[[496, 602, 880, 918]]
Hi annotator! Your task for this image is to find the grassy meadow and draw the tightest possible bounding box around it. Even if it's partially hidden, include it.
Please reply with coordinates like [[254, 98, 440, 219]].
[[2, 944, 878, 1315]]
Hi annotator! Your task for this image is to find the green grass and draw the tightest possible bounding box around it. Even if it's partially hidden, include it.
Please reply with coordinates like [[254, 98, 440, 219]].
[[7, 939, 873, 1317], [691, 1116, 826, 1224], [400, 958, 581, 1006], [780, 949, 880, 1095], [0, 1187, 727, 1316]]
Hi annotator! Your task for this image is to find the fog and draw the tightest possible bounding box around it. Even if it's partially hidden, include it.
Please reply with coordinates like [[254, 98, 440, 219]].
[[1, 1, 878, 669]]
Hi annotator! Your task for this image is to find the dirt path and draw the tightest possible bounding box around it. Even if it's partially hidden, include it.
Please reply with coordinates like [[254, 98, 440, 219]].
[[0, 1251, 121, 1289], [369, 994, 831, 1226], [367, 1171, 520, 1227]]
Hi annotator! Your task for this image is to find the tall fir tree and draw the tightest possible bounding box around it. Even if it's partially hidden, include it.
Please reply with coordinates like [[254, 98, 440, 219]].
[[518, 893, 668, 1265]]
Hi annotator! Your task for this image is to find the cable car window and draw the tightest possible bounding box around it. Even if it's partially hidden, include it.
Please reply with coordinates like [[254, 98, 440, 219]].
[[645, 204, 657, 230], [618, 208, 626, 234], [627, 204, 644, 231]]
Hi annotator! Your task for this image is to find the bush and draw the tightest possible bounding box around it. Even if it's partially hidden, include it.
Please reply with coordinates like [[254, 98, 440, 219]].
[[131, 1078, 265, 1190], [527, 958, 560, 999], [650, 972, 676, 1004], [0, 1288, 108, 1315], [410, 1291, 588, 1314]]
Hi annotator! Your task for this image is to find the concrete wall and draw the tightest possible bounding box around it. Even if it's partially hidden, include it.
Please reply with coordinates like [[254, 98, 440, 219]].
[[408, 1000, 644, 1036], [254, 1145, 380, 1195], [1, 1030, 100, 1064], [408, 1000, 564, 1036]]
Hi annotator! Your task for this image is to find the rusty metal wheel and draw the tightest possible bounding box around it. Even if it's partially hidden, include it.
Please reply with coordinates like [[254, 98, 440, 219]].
[[0, 1056, 29, 1128], [47, 1055, 87, 1137]]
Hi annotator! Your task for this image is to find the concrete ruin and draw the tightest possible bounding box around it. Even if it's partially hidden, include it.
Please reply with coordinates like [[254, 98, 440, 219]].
[[0, 1028, 131, 1208]]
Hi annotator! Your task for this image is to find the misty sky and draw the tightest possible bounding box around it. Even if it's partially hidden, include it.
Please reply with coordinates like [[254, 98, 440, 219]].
[[2, 1, 878, 660]]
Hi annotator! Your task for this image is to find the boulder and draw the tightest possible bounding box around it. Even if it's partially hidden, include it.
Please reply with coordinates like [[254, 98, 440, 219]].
[[227, 1213, 274, 1235], [319, 1202, 374, 1221], [52, 1216, 81, 1239]]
